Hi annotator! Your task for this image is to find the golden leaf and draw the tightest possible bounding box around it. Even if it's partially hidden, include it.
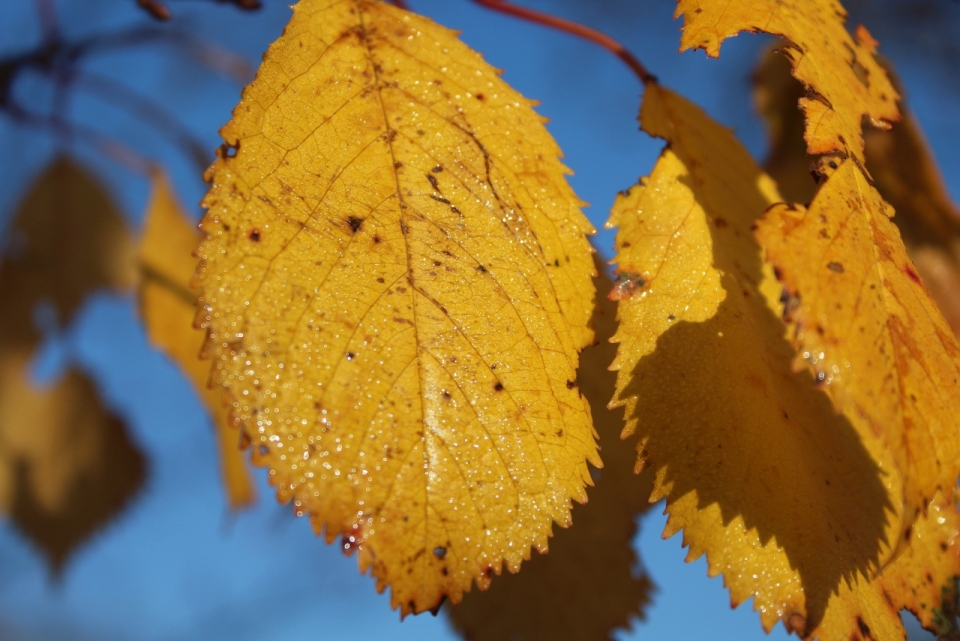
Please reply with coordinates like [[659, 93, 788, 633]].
[[138, 171, 255, 510], [757, 159, 960, 535], [196, 0, 598, 614], [0, 157, 136, 350], [676, 0, 899, 164], [756, 46, 960, 337], [0, 352, 146, 571], [448, 262, 654, 641], [607, 83, 960, 639]]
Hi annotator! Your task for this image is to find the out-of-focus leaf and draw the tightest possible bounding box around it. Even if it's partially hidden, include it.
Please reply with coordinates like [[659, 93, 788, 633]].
[[0, 157, 136, 349], [676, 0, 899, 165], [196, 0, 598, 615], [0, 351, 146, 571], [606, 83, 960, 639], [0, 156, 144, 571], [448, 261, 654, 641], [138, 171, 255, 510]]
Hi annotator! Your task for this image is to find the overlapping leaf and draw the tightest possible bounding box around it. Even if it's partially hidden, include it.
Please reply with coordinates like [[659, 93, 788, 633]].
[[676, 0, 899, 164], [138, 172, 255, 510], [196, 0, 598, 614], [448, 263, 654, 641], [756, 48, 960, 337], [608, 84, 960, 639]]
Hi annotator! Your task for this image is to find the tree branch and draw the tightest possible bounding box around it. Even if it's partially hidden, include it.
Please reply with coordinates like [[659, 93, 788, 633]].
[[469, 0, 656, 85]]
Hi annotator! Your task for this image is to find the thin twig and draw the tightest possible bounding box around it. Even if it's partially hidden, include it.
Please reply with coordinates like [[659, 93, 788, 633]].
[[5, 104, 154, 175], [74, 70, 211, 171], [470, 0, 656, 85], [34, 0, 59, 45]]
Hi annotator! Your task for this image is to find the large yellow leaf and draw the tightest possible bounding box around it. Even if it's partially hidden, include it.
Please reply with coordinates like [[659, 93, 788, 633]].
[[0, 353, 146, 571], [676, 0, 899, 164], [757, 159, 960, 533], [196, 0, 598, 614], [448, 263, 654, 641], [0, 157, 136, 350], [608, 83, 960, 639], [138, 172, 255, 510]]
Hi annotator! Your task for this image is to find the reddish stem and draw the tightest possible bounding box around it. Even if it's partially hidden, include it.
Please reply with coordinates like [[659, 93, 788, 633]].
[[470, 0, 655, 85], [387, 0, 410, 8]]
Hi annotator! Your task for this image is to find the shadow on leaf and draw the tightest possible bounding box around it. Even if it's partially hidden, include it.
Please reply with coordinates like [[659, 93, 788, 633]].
[[447, 263, 656, 641]]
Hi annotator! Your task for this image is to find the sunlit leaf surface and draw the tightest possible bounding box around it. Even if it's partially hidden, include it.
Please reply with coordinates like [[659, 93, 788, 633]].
[[197, 0, 598, 614], [676, 0, 899, 164]]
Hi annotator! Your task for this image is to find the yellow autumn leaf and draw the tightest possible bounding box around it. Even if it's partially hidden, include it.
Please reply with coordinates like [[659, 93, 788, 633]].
[[449, 262, 654, 641], [606, 83, 960, 640], [0, 351, 146, 571], [756, 159, 960, 533], [138, 171, 255, 510], [756, 46, 960, 337], [676, 0, 899, 164], [196, 0, 598, 614]]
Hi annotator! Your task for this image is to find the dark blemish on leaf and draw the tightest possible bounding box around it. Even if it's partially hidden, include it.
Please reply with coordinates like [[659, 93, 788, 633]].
[[429, 597, 447, 617], [249, 229, 261, 242], [554, 259, 560, 267], [376, 277, 385, 283], [432, 165, 443, 173], [416, 129, 425, 137], [257, 195, 270, 203], [905, 265, 923, 285], [942, 542, 949, 551], [219, 141, 239, 158], [442, 390, 451, 401], [827, 261, 844, 273], [476, 93, 485, 101], [494, 382, 504, 391], [430, 195, 451, 205], [433, 546, 447, 559], [433, 261, 441, 267], [348, 217, 363, 233], [408, 600, 416, 612], [566, 380, 576, 389], [828, 159, 838, 169], [927, 573, 934, 583], [609, 272, 646, 301], [450, 205, 461, 215], [477, 264, 488, 273], [394, 161, 403, 170], [427, 174, 440, 191], [346, 352, 355, 360], [490, 364, 497, 370], [441, 567, 448, 576], [857, 617, 871, 636], [904, 524, 913, 541], [668, 314, 675, 321], [713, 216, 728, 228], [373, 235, 382, 243]]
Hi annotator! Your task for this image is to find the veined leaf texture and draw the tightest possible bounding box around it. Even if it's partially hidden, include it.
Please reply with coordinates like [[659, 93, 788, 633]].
[[197, 0, 598, 614]]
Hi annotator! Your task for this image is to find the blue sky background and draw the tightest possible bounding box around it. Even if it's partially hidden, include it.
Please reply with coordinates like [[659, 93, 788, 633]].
[[0, 0, 957, 639]]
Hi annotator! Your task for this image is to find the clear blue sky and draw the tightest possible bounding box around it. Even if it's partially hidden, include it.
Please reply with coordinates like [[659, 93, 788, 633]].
[[0, 1, 955, 639]]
